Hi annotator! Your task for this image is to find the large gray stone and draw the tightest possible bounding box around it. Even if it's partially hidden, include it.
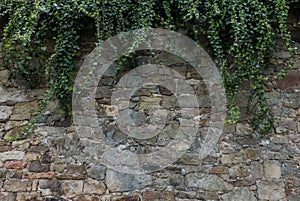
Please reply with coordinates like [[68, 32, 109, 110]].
[[221, 187, 257, 201], [0, 106, 13, 121], [87, 165, 106, 180], [83, 179, 106, 195], [3, 180, 32, 192], [257, 180, 286, 201], [106, 170, 152, 192], [185, 173, 233, 192], [0, 151, 25, 161], [0, 86, 27, 103], [264, 160, 281, 179]]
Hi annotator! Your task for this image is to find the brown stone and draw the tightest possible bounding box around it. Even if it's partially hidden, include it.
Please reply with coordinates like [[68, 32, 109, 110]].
[[24, 172, 57, 179], [31, 145, 49, 153], [264, 160, 281, 179], [62, 180, 83, 198], [16, 192, 42, 201], [83, 179, 106, 195], [277, 71, 300, 90], [196, 191, 219, 200], [243, 149, 259, 160], [3, 180, 32, 192], [257, 180, 286, 200], [0, 192, 15, 201], [4, 160, 26, 169], [143, 191, 175, 201], [0, 140, 10, 152], [210, 165, 229, 174], [56, 173, 87, 180], [28, 160, 50, 172], [67, 164, 87, 175], [74, 195, 100, 201], [112, 194, 140, 201]]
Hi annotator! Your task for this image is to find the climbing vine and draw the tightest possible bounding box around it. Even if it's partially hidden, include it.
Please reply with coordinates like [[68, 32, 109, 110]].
[[0, 0, 298, 139]]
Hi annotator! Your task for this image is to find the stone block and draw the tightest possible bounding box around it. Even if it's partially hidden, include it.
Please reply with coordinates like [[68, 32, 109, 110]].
[[0, 106, 13, 122], [16, 192, 42, 201], [264, 160, 281, 179], [0, 151, 25, 161], [143, 191, 175, 201], [257, 180, 286, 200], [106, 170, 152, 192], [221, 187, 257, 201], [87, 165, 105, 179], [185, 173, 233, 192], [3, 180, 32, 192], [83, 179, 106, 195], [4, 160, 26, 169], [62, 180, 84, 198]]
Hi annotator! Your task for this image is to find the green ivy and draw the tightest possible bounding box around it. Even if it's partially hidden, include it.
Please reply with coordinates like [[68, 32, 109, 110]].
[[0, 0, 298, 139]]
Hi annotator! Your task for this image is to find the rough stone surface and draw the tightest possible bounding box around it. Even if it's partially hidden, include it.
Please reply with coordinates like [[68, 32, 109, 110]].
[[0, 17, 299, 200], [185, 173, 233, 192], [221, 187, 257, 201], [0, 106, 13, 122], [3, 180, 32, 192], [4, 160, 26, 169], [143, 191, 175, 201], [257, 180, 286, 201], [106, 170, 152, 192], [83, 179, 106, 195], [264, 160, 281, 179], [0, 151, 25, 161]]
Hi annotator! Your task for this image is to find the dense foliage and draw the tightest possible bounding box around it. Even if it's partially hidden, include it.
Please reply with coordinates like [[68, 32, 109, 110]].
[[0, 0, 298, 139]]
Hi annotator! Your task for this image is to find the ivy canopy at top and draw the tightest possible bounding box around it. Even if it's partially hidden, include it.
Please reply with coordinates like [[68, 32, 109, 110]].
[[0, 0, 299, 139]]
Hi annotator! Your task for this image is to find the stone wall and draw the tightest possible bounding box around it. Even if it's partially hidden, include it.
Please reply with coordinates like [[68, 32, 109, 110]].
[[0, 16, 299, 201]]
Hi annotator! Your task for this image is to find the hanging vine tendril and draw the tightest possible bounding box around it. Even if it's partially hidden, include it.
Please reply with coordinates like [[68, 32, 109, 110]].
[[0, 0, 298, 139]]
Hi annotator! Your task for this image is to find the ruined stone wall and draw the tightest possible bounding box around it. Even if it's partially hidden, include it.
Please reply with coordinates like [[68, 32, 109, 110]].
[[0, 15, 299, 201]]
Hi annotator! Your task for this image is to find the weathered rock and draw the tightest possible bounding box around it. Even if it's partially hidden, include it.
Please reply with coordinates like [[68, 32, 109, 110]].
[[185, 173, 233, 192], [0, 192, 15, 201], [229, 164, 249, 178], [28, 160, 50, 172], [3, 180, 32, 192], [220, 152, 244, 164], [112, 194, 140, 201], [0, 106, 13, 122], [38, 179, 62, 196], [0, 168, 7, 179], [50, 163, 65, 173], [4, 160, 26, 169], [264, 160, 281, 179], [277, 71, 300, 90], [194, 191, 219, 200], [24, 172, 57, 179], [12, 139, 30, 150], [7, 169, 23, 179], [243, 148, 260, 160], [83, 179, 106, 194], [143, 191, 175, 201], [106, 170, 152, 192], [74, 195, 100, 201], [62, 180, 84, 198], [257, 180, 286, 200], [87, 165, 105, 179], [210, 165, 229, 174], [31, 145, 49, 153], [249, 162, 263, 179], [16, 192, 42, 201], [0, 141, 10, 152], [67, 163, 87, 175], [221, 187, 257, 201], [0, 151, 25, 161], [0, 86, 27, 103]]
